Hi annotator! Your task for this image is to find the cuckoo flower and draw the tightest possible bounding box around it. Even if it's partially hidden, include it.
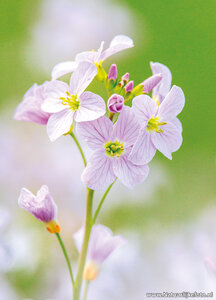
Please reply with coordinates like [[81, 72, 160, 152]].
[[18, 185, 60, 233], [14, 82, 51, 125], [76, 107, 149, 190], [150, 62, 172, 104], [129, 86, 185, 165], [42, 62, 106, 141], [74, 224, 126, 281], [51, 35, 134, 79]]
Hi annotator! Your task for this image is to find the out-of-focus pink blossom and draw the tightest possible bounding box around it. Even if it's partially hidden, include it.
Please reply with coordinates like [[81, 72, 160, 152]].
[[108, 64, 118, 80], [74, 224, 126, 280], [124, 80, 134, 93], [14, 82, 51, 125]]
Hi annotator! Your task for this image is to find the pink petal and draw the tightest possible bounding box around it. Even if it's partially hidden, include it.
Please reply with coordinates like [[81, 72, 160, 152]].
[[113, 106, 140, 147], [112, 156, 149, 189], [46, 109, 74, 142], [75, 51, 98, 64], [76, 116, 113, 150], [142, 74, 162, 94], [158, 85, 185, 120], [69, 62, 97, 96], [129, 129, 156, 164], [51, 61, 77, 80], [88, 225, 126, 263], [151, 121, 183, 159], [45, 80, 69, 98], [132, 95, 158, 125], [100, 35, 134, 61], [74, 92, 106, 122], [81, 151, 116, 190], [170, 117, 182, 133], [14, 83, 50, 125], [150, 62, 172, 101]]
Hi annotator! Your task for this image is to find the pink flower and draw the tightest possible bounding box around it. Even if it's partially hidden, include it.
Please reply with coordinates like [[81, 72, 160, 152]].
[[150, 62, 172, 104], [121, 72, 129, 83], [73, 224, 126, 281], [76, 107, 149, 190], [107, 94, 124, 113], [14, 82, 51, 125], [42, 62, 106, 141], [129, 86, 185, 165], [51, 35, 134, 79], [18, 185, 60, 233]]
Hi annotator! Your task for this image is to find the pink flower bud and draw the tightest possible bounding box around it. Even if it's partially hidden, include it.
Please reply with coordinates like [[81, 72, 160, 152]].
[[121, 72, 129, 83], [142, 74, 162, 94], [107, 94, 124, 113], [125, 80, 134, 93], [108, 64, 118, 80]]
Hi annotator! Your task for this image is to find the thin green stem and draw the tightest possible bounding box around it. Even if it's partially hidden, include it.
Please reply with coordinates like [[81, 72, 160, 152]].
[[83, 281, 90, 300], [56, 233, 75, 286], [92, 179, 116, 224], [73, 188, 94, 300], [70, 132, 87, 167]]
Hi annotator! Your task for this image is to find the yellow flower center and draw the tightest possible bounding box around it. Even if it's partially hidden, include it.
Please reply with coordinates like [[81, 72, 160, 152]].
[[46, 220, 60, 234], [60, 91, 80, 111], [104, 140, 124, 157], [147, 116, 167, 133]]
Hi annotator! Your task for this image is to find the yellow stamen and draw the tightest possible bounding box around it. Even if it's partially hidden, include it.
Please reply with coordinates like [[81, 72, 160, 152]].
[[104, 140, 124, 157], [60, 92, 80, 111], [147, 116, 167, 133]]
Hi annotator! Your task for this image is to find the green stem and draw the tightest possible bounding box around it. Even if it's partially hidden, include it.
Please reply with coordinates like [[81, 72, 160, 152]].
[[73, 188, 94, 300], [70, 132, 87, 167], [56, 233, 75, 286], [92, 179, 116, 224], [83, 281, 90, 300]]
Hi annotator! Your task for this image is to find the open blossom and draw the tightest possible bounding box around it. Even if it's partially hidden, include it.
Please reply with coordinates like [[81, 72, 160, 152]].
[[107, 94, 124, 113], [51, 35, 134, 79], [150, 62, 172, 104], [14, 82, 51, 125], [76, 107, 149, 190], [74, 224, 126, 281], [18, 185, 60, 233], [42, 61, 106, 141], [129, 86, 185, 165]]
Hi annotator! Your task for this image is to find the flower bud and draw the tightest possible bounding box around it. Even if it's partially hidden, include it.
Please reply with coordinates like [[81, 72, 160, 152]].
[[108, 64, 118, 81], [125, 80, 134, 93], [142, 74, 162, 94], [107, 94, 124, 113], [121, 72, 129, 83], [18, 185, 60, 233]]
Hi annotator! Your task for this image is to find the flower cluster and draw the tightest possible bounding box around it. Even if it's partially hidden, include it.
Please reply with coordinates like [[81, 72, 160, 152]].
[[14, 34, 185, 191], [14, 34, 185, 299]]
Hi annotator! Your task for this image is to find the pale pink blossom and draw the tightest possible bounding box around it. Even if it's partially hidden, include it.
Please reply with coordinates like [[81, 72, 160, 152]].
[[42, 62, 106, 141], [142, 74, 162, 94], [74, 224, 126, 280], [14, 82, 51, 125], [18, 185, 58, 224], [150, 62, 172, 104], [76, 107, 149, 190], [51, 35, 134, 79], [129, 86, 185, 164]]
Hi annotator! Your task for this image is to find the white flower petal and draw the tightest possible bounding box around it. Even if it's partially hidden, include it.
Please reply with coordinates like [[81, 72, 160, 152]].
[[46, 109, 74, 142], [51, 61, 77, 80]]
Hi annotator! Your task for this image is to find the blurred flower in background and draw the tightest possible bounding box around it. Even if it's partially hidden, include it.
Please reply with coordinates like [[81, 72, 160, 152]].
[[25, 0, 136, 73]]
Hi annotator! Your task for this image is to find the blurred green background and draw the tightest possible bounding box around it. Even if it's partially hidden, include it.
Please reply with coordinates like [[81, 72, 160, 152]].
[[0, 0, 215, 298]]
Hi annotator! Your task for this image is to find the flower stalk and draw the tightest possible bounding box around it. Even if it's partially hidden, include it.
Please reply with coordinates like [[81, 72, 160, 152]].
[[73, 188, 94, 300]]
